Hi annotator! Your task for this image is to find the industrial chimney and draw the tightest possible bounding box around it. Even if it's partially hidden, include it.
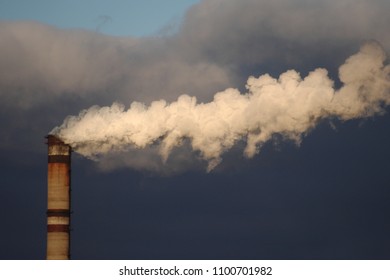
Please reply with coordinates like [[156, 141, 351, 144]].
[[46, 135, 71, 260]]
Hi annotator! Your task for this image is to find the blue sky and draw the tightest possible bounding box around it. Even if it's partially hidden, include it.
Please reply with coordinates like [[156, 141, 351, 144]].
[[0, 0, 200, 36]]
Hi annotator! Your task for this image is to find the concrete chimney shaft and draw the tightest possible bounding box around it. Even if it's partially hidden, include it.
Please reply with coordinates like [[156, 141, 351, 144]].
[[46, 135, 71, 260]]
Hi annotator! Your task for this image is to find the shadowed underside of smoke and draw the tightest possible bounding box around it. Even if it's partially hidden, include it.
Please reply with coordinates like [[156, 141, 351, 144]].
[[51, 42, 390, 172]]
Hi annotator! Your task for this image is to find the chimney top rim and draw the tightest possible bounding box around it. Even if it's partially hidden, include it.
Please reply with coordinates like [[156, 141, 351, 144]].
[[46, 134, 70, 147]]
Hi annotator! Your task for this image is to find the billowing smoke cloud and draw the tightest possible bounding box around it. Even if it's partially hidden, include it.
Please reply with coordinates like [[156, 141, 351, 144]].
[[1, 0, 390, 167], [51, 42, 390, 172]]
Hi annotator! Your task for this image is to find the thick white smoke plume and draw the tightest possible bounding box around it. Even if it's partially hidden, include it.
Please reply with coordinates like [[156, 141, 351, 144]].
[[51, 42, 390, 171]]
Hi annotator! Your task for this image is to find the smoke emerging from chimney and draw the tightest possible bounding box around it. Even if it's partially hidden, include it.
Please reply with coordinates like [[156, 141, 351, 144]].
[[51, 42, 390, 172]]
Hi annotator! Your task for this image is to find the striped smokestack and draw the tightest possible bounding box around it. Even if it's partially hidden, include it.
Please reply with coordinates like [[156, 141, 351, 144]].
[[46, 135, 71, 260]]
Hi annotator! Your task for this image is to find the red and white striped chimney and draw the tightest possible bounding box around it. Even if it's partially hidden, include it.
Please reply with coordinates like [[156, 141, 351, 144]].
[[46, 135, 71, 260]]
